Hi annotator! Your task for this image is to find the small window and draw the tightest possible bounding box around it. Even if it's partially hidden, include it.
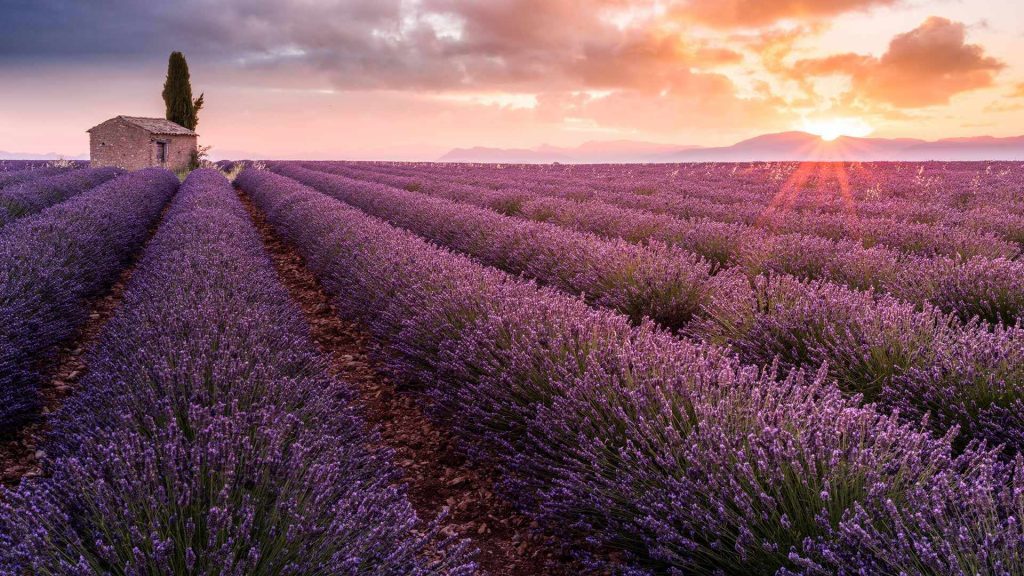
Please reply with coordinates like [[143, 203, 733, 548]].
[[156, 141, 167, 163]]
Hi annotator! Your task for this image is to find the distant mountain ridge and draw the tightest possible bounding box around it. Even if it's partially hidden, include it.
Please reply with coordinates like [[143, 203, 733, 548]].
[[0, 150, 88, 161], [439, 140, 697, 163], [440, 132, 1024, 163]]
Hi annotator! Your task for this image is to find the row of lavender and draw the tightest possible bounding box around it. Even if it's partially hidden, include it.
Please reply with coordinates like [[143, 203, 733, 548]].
[[0, 167, 123, 227], [0, 160, 87, 174], [0, 166, 70, 190], [273, 163, 1024, 454], [417, 161, 1024, 209], [361, 161, 1024, 239], [273, 164, 718, 329], [362, 161, 1020, 207], [310, 162, 1024, 326], [0, 169, 177, 434], [349, 161, 1024, 255], [0, 162, 78, 189], [350, 159, 1015, 256], [1, 170, 474, 575], [237, 168, 1024, 575]]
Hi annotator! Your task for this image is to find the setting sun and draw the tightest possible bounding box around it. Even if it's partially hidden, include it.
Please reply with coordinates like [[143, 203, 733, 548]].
[[800, 117, 875, 141]]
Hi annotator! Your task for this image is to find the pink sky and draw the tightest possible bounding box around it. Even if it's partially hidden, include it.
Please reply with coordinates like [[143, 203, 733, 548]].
[[1, 0, 1022, 160]]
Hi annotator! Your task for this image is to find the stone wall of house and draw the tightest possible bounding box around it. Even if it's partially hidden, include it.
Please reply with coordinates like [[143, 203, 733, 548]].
[[160, 134, 198, 172], [89, 119, 197, 172], [89, 119, 150, 171]]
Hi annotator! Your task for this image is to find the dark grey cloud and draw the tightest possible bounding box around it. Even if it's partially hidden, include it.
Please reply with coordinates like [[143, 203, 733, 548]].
[[0, 0, 218, 58], [0, 0, 727, 91], [0, 0, 918, 99], [0, 1, 402, 62]]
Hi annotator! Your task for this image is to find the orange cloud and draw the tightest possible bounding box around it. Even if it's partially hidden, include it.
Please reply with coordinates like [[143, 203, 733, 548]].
[[672, 0, 900, 28], [7, 0, 1023, 157], [693, 47, 745, 66], [794, 17, 1004, 107], [567, 30, 703, 91], [417, 0, 746, 92]]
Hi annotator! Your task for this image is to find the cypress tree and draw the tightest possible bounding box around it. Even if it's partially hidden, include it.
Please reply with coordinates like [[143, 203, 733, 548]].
[[162, 51, 204, 130]]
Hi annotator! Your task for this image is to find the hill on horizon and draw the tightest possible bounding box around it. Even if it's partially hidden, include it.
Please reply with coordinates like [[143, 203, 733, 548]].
[[439, 132, 1024, 163], [0, 150, 89, 161]]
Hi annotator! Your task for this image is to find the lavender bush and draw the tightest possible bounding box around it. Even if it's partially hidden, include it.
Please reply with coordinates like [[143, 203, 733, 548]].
[[883, 322, 1024, 453], [0, 166, 70, 191], [0, 170, 474, 575], [695, 272, 1024, 453], [237, 168, 1023, 575], [0, 160, 86, 173], [0, 166, 123, 227], [791, 453, 1024, 575], [0, 168, 177, 434]]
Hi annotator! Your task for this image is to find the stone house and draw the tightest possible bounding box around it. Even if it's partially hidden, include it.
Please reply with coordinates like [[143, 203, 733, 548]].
[[88, 116, 197, 171]]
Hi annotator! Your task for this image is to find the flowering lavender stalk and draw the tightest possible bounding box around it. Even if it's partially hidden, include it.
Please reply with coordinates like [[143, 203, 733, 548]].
[[237, 168, 1022, 575], [0, 168, 177, 434], [790, 452, 1024, 575], [883, 321, 1024, 453], [0, 170, 475, 575], [0, 166, 123, 227]]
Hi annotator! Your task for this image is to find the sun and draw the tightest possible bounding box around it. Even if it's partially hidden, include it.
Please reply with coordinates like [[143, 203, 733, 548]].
[[800, 117, 874, 141]]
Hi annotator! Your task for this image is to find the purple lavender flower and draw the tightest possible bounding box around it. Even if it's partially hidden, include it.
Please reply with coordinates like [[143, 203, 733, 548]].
[[0, 166, 123, 227], [0, 168, 177, 434], [237, 167, 1023, 575], [0, 169, 474, 575], [300, 161, 1024, 325]]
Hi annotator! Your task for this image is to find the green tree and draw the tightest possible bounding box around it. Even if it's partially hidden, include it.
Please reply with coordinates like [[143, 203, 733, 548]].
[[162, 51, 204, 130]]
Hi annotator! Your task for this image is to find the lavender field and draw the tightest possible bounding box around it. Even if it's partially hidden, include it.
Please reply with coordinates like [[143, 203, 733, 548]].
[[2, 160, 1023, 575]]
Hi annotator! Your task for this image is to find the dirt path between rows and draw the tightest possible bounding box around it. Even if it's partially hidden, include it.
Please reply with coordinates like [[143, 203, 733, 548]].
[[239, 189, 589, 576], [0, 204, 171, 487]]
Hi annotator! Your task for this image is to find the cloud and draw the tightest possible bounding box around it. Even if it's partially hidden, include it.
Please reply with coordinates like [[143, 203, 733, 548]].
[[793, 17, 1004, 107], [585, 81, 779, 134], [671, 0, 901, 28], [0, 0, 912, 111], [0, 1, 731, 91], [1, 0, 801, 141], [531, 69, 783, 136], [1013, 83, 1024, 98], [13, 1, 1011, 147]]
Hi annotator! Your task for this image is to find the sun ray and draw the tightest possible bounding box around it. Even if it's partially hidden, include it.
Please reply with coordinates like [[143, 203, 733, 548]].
[[759, 160, 862, 235], [800, 117, 874, 141]]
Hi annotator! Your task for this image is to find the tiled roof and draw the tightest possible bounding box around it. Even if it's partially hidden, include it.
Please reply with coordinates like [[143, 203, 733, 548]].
[[89, 116, 197, 136]]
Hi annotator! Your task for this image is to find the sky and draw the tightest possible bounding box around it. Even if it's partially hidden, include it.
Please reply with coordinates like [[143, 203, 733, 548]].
[[1, 0, 1022, 160]]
